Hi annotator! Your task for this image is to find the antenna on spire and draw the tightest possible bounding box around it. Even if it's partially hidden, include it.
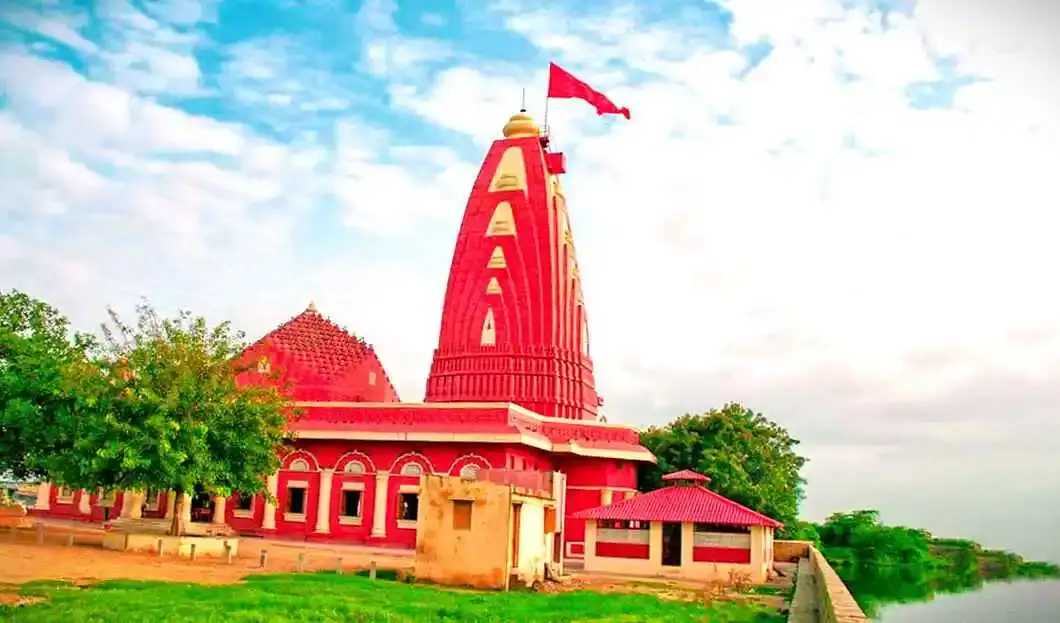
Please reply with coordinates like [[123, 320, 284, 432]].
[[520, 87, 526, 112]]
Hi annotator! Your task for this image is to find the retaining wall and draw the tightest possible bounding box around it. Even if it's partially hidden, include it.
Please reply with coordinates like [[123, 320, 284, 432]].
[[784, 544, 869, 623]]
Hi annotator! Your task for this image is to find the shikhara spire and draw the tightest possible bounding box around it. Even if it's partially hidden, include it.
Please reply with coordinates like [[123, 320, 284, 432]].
[[424, 111, 600, 420]]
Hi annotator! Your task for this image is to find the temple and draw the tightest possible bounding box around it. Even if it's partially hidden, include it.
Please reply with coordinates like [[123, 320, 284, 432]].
[[31, 111, 656, 560]]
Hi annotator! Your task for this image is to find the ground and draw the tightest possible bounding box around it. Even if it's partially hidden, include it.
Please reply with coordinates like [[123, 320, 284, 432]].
[[0, 523, 786, 622]]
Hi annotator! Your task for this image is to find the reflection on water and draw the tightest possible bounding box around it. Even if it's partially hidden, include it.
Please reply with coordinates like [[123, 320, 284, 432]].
[[835, 565, 1060, 622]]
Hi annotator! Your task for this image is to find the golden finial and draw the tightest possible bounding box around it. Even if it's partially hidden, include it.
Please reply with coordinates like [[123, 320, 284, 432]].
[[306, 301, 318, 313], [502, 110, 539, 138]]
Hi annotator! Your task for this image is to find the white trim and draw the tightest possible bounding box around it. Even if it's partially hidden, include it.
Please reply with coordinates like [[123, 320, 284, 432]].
[[283, 449, 321, 471], [447, 453, 492, 476], [398, 484, 420, 494], [288, 458, 311, 472], [565, 541, 585, 559], [233, 510, 254, 519], [390, 451, 437, 475], [341, 482, 366, 491], [286, 480, 310, 488], [339, 516, 363, 526], [334, 450, 377, 473], [396, 519, 417, 530], [284, 512, 307, 523]]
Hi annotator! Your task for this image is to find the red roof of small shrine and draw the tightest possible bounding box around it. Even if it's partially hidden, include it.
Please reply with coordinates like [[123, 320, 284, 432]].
[[237, 304, 399, 402], [574, 476, 782, 528], [661, 469, 710, 483]]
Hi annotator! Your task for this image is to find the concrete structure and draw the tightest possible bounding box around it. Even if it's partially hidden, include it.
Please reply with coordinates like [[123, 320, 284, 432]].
[[414, 472, 562, 590], [575, 470, 781, 583], [32, 111, 656, 557], [785, 543, 869, 623]]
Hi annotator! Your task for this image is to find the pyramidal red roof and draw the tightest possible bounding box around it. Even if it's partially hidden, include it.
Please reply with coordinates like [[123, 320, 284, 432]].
[[661, 469, 710, 483], [240, 304, 399, 402], [574, 471, 782, 528]]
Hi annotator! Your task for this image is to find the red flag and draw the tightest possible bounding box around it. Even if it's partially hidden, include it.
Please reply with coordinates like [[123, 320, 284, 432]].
[[547, 62, 630, 120]]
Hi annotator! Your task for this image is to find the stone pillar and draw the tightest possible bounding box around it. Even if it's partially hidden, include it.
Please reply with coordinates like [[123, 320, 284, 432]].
[[164, 492, 176, 519], [370, 470, 390, 538], [314, 469, 334, 534], [601, 488, 613, 505], [180, 493, 192, 525], [34, 482, 51, 511], [262, 472, 278, 531], [211, 495, 227, 525], [77, 490, 92, 515], [121, 490, 144, 519]]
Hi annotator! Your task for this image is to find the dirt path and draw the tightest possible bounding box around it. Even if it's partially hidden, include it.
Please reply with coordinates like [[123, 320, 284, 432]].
[[0, 524, 411, 587]]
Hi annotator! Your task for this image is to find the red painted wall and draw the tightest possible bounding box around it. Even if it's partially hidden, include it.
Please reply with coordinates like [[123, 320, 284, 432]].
[[560, 457, 637, 488], [692, 547, 752, 564], [595, 541, 650, 559]]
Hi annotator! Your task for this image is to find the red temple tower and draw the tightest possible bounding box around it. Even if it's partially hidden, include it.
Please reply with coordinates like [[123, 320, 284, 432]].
[[424, 111, 600, 421]]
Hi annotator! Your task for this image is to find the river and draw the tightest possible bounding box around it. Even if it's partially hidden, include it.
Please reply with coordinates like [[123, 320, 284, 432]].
[[877, 579, 1060, 622], [836, 564, 1060, 622]]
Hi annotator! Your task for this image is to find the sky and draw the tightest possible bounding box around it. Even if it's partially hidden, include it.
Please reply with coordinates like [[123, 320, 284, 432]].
[[2, 0, 1059, 562]]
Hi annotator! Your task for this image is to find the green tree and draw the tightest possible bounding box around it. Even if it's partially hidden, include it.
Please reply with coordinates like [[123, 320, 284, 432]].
[[0, 290, 95, 480], [41, 301, 295, 535], [638, 403, 807, 528], [815, 510, 937, 567]]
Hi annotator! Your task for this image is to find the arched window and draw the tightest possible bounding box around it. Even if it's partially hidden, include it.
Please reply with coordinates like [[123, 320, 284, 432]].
[[288, 458, 310, 472], [459, 464, 481, 480], [344, 460, 366, 474], [401, 463, 423, 477]]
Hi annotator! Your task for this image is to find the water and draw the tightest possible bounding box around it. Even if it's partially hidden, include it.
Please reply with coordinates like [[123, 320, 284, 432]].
[[836, 565, 1060, 622], [876, 580, 1060, 622]]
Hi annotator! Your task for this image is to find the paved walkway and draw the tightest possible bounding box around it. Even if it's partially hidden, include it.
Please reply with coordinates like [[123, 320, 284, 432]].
[[787, 558, 818, 623]]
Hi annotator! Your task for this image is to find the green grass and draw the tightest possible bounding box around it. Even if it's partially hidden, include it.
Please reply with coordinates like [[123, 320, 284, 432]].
[[0, 573, 784, 623]]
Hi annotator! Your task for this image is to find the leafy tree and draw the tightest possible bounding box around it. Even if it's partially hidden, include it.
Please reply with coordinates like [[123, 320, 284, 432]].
[[638, 402, 807, 528], [41, 301, 295, 535], [815, 510, 937, 567], [0, 290, 95, 480]]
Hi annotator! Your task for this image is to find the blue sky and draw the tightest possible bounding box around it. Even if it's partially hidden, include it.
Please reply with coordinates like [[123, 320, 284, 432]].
[[2, 0, 1060, 562]]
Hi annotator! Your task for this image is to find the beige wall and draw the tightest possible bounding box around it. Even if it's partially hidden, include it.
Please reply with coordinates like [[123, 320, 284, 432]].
[[414, 474, 514, 590], [810, 546, 870, 622], [583, 521, 774, 584], [511, 493, 557, 585], [774, 539, 813, 562]]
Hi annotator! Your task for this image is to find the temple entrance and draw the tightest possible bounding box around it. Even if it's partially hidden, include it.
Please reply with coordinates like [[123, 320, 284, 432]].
[[662, 522, 682, 567], [189, 485, 214, 523]]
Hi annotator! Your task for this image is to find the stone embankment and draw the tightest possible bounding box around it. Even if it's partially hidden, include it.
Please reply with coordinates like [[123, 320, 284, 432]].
[[779, 540, 869, 623]]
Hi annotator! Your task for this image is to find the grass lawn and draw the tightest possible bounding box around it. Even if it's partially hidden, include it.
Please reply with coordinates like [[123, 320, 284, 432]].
[[0, 572, 785, 622]]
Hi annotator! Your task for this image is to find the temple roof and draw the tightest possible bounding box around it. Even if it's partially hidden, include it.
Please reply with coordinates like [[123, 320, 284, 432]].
[[661, 469, 710, 483], [574, 471, 782, 527], [239, 304, 399, 402]]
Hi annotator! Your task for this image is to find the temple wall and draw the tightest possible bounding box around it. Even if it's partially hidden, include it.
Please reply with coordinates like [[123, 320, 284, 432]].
[[31, 438, 636, 557], [555, 456, 638, 558]]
